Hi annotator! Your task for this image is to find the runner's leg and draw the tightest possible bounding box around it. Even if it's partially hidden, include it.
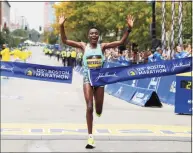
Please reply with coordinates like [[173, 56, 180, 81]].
[[83, 83, 94, 134], [83, 71, 96, 148], [94, 86, 104, 117]]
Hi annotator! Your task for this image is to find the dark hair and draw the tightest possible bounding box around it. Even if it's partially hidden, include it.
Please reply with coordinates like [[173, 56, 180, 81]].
[[118, 50, 123, 55], [118, 45, 126, 51], [88, 26, 99, 35]]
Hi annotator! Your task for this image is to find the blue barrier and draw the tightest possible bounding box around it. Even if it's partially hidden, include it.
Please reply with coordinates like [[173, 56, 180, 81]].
[[130, 88, 162, 107], [75, 59, 191, 106], [157, 75, 176, 105], [102, 62, 176, 106], [105, 83, 120, 96], [114, 83, 136, 102]]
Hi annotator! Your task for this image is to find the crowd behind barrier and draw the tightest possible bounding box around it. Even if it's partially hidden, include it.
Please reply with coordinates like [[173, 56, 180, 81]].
[[75, 60, 184, 107]]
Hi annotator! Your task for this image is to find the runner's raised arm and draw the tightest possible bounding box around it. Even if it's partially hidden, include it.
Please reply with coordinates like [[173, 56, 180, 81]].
[[102, 15, 135, 51], [59, 15, 85, 50]]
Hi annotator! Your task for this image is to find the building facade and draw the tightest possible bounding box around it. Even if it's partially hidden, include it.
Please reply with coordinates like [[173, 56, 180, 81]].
[[0, 2, 2, 29], [18, 16, 28, 29], [44, 2, 55, 32], [0, 0, 11, 31], [10, 7, 29, 31]]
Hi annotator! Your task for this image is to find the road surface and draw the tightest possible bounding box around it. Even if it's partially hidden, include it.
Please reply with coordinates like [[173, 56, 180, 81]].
[[1, 46, 192, 152]]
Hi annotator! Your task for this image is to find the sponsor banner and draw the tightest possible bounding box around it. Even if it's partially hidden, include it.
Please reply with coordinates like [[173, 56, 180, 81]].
[[90, 57, 192, 87], [0, 61, 72, 84]]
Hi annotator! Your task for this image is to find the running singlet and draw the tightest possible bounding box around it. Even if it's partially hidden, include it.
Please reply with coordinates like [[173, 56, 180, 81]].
[[83, 44, 105, 69]]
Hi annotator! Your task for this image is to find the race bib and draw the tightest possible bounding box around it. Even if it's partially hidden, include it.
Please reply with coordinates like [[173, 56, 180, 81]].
[[86, 55, 102, 68]]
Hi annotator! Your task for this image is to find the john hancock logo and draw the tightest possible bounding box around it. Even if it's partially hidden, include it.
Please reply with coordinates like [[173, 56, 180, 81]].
[[25, 68, 35, 76], [127, 69, 138, 76]]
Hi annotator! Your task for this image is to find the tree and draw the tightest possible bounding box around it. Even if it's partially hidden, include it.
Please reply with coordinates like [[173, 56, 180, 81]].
[[48, 32, 58, 44], [52, 1, 192, 50], [11, 29, 28, 38], [0, 31, 6, 45]]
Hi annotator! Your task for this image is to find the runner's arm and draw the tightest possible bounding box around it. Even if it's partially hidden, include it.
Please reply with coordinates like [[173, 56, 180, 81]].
[[102, 28, 131, 50], [60, 25, 85, 50], [102, 14, 134, 51]]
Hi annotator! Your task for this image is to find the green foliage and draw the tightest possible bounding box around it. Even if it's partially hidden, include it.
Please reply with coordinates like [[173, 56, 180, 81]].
[[52, 2, 191, 50], [48, 32, 58, 44], [8, 37, 21, 47], [0, 28, 29, 47], [43, 30, 58, 44], [0, 28, 12, 46], [11, 29, 28, 38], [0, 31, 7, 45], [182, 2, 192, 41]]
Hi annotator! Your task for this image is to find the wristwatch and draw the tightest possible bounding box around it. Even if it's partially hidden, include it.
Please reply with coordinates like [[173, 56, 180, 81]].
[[127, 27, 132, 33]]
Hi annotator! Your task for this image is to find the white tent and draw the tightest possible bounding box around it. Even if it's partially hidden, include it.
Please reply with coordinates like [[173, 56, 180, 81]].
[[24, 40, 35, 45]]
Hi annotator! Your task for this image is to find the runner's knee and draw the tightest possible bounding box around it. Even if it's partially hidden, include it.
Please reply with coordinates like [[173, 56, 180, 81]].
[[87, 103, 93, 113], [95, 107, 102, 115]]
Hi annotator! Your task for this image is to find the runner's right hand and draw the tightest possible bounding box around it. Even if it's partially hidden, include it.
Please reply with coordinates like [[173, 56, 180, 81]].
[[59, 15, 67, 26]]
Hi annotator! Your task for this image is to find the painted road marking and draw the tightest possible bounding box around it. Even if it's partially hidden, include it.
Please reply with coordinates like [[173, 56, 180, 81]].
[[1, 123, 191, 137]]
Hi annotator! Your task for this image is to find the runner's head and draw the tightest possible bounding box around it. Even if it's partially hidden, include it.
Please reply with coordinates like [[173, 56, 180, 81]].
[[88, 27, 99, 44], [2, 44, 6, 49]]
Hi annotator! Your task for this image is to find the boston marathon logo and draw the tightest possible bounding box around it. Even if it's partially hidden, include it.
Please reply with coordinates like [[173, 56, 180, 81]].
[[127, 65, 167, 77], [25, 68, 70, 80], [25, 68, 35, 76], [127, 69, 138, 76]]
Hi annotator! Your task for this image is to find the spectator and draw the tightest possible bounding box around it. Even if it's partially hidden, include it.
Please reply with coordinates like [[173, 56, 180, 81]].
[[117, 50, 130, 65], [147, 50, 154, 63], [153, 47, 164, 62], [174, 45, 187, 59], [184, 44, 192, 57]]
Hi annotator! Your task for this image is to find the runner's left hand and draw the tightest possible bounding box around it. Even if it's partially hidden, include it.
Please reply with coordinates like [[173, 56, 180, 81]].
[[126, 15, 135, 28]]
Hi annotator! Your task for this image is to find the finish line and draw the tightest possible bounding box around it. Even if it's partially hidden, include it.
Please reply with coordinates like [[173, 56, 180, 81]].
[[1, 123, 191, 137]]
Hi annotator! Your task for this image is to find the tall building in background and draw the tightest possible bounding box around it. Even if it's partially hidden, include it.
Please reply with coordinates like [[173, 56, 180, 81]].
[[10, 7, 29, 31], [0, 0, 11, 31], [10, 8, 19, 31], [44, 2, 55, 32], [18, 16, 28, 29], [10, 16, 28, 31]]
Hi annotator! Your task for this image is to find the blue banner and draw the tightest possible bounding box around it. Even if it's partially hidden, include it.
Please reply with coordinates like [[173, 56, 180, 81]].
[[90, 57, 192, 87], [0, 61, 72, 84]]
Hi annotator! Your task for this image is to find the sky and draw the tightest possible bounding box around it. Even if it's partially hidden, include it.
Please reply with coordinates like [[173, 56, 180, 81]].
[[9, 1, 45, 32]]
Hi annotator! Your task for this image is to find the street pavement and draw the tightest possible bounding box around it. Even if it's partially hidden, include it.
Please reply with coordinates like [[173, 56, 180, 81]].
[[1, 46, 192, 152]]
